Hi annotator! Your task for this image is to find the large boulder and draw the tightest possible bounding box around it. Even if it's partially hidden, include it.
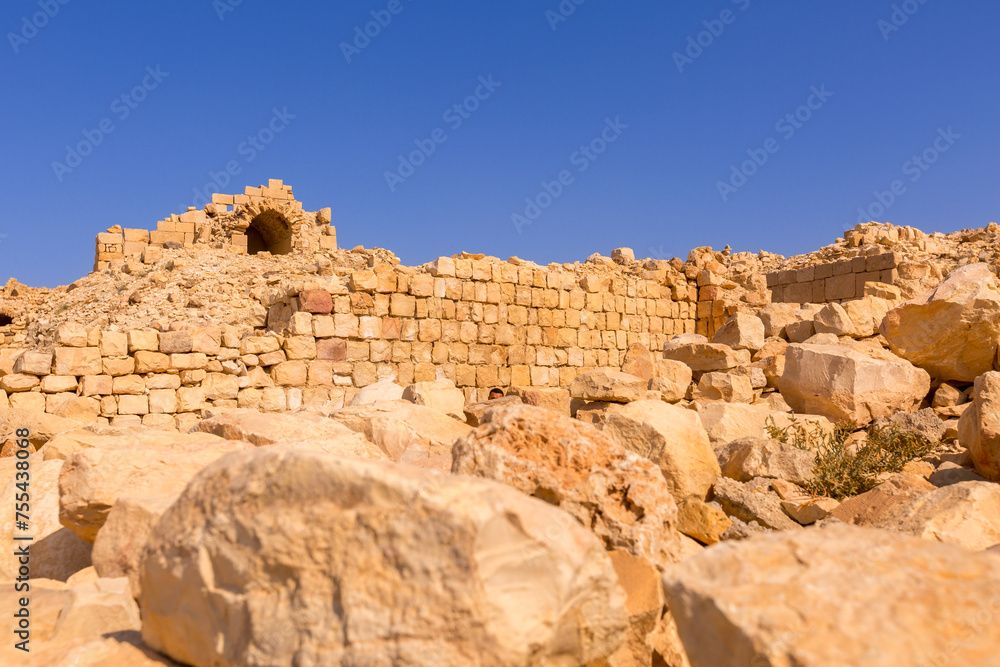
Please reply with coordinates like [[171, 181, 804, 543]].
[[604, 400, 720, 502], [620, 343, 657, 381], [140, 449, 628, 667], [711, 313, 764, 352], [452, 404, 682, 567], [331, 400, 471, 467], [716, 438, 816, 486], [881, 263, 1000, 381], [828, 472, 935, 526], [0, 458, 92, 581], [662, 340, 750, 373], [711, 477, 801, 531], [958, 371, 1000, 480], [570, 368, 647, 403], [401, 378, 466, 419], [195, 408, 361, 445], [92, 495, 173, 598], [777, 343, 930, 425], [348, 379, 404, 405], [58, 438, 252, 542], [663, 524, 1000, 666], [874, 481, 1000, 551]]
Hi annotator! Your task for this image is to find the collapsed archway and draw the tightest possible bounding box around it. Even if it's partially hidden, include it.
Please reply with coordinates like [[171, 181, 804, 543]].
[[246, 210, 292, 255], [0, 314, 11, 326]]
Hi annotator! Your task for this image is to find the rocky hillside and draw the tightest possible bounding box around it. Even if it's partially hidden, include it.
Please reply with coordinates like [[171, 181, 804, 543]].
[[4, 213, 1000, 665]]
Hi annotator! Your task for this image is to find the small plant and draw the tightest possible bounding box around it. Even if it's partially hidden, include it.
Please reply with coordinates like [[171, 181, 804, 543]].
[[766, 416, 934, 500]]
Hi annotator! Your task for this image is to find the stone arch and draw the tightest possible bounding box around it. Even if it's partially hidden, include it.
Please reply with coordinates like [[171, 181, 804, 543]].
[[228, 202, 309, 256], [246, 209, 292, 255]]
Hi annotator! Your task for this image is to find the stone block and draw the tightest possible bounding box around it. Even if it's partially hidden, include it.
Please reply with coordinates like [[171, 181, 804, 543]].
[[128, 330, 159, 352], [53, 347, 102, 376], [159, 331, 193, 354], [299, 290, 334, 314]]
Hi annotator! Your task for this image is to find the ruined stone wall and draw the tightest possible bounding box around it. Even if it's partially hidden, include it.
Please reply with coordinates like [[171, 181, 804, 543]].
[[766, 252, 900, 304], [93, 180, 337, 271], [0, 255, 703, 427]]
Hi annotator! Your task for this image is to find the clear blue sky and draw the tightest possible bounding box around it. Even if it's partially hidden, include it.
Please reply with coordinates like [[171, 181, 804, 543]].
[[3, 1, 997, 287]]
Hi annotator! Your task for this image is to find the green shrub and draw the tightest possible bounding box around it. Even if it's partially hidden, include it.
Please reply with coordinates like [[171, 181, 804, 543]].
[[766, 416, 934, 500]]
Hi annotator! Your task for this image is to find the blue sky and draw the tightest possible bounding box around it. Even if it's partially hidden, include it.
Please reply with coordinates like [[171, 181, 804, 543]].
[[3, 1, 997, 287]]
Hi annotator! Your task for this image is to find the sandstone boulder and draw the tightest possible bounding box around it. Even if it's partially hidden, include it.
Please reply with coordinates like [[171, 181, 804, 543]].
[[716, 437, 816, 486], [140, 449, 628, 666], [604, 400, 719, 502], [348, 379, 404, 406], [401, 378, 466, 419], [620, 343, 657, 381], [570, 367, 646, 403], [812, 302, 856, 337], [50, 577, 141, 644], [874, 481, 1000, 551], [506, 386, 572, 416], [693, 372, 753, 403], [650, 359, 692, 402], [881, 263, 1000, 381], [663, 524, 1000, 666], [463, 394, 522, 426], [677, 499, 731, 545], [958, 371, 1000, 480], [195, 408, 357, 445], [662, 341, 750, 373], [711, 477, 801, 531], [777, 343, 930, 425], [711, 313, 764, 352], [0, 458, 92, 581], [453, 404, 683, 567], [828, 472, 935, 526], [331, 400, 471, 466], [59, 438, 251, 542]]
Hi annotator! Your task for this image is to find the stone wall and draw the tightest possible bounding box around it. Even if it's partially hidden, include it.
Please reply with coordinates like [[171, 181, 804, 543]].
[[766, 252, 900, 304], [93, 180, 337, 271], [0, 254, 702, 427]]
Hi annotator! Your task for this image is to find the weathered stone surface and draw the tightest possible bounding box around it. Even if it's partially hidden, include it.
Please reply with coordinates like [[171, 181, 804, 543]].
[[298, 289, 334, 313], [195, 408, 356, 445], [570, 367, 646, 403], [453, 404, 682, 567], [92, 494, 174, 598], [812, 302, 857, 336], [663, 524, 1000, 667], [711, 313, 764, 352], [959, 371, 1000, 481], [575, 400, 626, 427], [828, 473, 935, 526], [780, 497, 839, 525], [140, 448, 628, 667], [876, 407, 946, 443], [13, 350, 53, 375], [0, 458, 92, 581], [874, 481, 1000, 551], [348, 378, 404, 406], [694, 372, 753, 403], [401, 378, 466, 419], [606, 550, 672, 667], [59, 437, 252, 542], [757, 303, 800, 338], [777, 342, 930, 425], [662, 341, 750, 373], [620, 343, 657, 381], [677, 499, 731, 545], [49, 577, 141, 644], [507, 386, 572, 416], [463, 395, 522, 426], [331, 400, 471, 466], [697, 403, 773, 443], [882, 263, 1000, 381], [716, 437, 816, 486], [650, 359, 692, 403], [3, 631, 181, 665], [844, 296, 892, 337], [604, 400, 720, 502], [711, 477, 801, 531]]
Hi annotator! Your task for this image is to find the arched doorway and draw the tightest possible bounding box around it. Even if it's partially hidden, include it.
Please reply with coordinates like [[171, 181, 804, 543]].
[[246, 210, 292, 255]]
